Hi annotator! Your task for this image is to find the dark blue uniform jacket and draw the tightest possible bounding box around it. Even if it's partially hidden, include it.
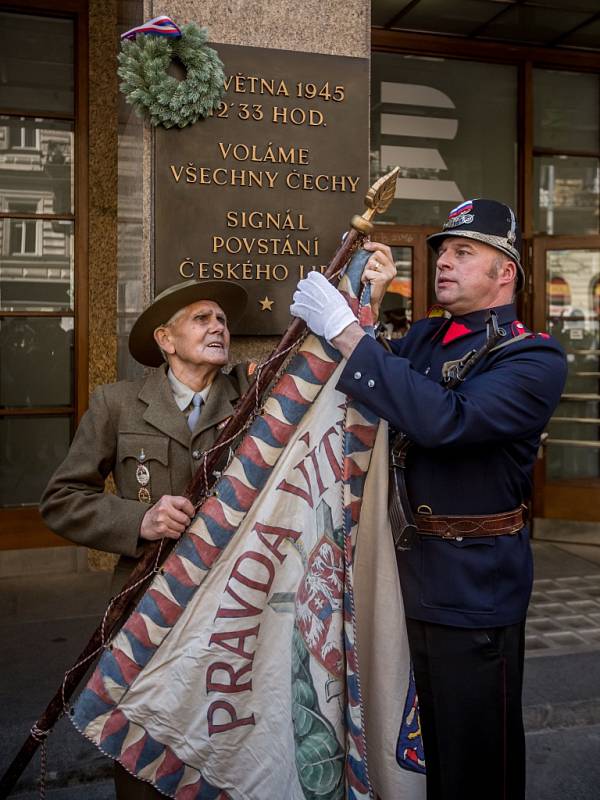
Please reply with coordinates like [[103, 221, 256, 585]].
[[337, 303, 567, 628]]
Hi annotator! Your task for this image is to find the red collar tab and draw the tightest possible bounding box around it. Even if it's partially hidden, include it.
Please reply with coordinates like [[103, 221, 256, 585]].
[[442, 320, 473, 345]]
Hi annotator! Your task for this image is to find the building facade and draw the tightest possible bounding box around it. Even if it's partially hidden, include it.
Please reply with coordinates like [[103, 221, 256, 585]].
[[0, 0, 599, 565]]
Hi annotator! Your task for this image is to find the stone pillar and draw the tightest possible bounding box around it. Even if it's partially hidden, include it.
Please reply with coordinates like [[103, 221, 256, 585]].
[[89, 0, 119, 391]]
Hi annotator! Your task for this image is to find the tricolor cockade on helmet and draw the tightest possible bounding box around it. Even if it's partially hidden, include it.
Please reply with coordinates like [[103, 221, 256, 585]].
[[443, 200, 474, 229]]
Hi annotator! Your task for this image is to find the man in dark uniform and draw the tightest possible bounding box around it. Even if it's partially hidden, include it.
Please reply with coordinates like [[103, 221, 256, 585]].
[[41, 278, 250, 800], [290, 200, 567, 800]]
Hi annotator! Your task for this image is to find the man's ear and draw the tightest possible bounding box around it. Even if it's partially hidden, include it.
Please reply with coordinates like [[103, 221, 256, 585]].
[[154, 326, 175, 355], [501, 259, 517, 287]]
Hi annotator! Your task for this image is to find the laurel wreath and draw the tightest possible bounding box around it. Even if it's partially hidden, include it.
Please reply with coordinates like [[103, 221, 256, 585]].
[[117, 23, 225, 128]]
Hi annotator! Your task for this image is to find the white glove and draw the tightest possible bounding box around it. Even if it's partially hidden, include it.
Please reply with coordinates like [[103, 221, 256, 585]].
[[290, 271, 357, 342]]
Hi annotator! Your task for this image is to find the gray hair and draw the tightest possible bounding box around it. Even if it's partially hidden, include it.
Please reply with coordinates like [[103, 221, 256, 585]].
[[154, 306, 187, 363]]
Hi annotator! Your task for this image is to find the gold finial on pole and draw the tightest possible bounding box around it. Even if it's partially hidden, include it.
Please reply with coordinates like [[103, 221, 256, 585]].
[[351, 166, 400, 234]]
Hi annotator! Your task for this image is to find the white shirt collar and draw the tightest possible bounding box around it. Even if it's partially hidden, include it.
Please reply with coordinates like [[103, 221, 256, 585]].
[[167, 368, 213, 411]]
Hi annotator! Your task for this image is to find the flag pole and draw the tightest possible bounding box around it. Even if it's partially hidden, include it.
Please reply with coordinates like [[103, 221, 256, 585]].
[[0, 167, 399, 798]]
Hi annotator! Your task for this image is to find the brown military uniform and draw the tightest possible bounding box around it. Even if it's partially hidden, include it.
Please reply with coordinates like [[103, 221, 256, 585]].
[[40, 362, 251, 577]]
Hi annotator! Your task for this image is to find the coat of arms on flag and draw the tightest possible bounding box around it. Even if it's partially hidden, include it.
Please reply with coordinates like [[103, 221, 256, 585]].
[[71, 251, 426, 799]]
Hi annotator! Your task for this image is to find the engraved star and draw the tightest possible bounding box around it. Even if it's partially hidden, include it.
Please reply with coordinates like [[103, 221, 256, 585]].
[[259, 296, 274, 311]]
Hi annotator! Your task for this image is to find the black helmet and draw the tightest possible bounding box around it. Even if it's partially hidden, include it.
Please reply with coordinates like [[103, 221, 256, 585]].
[[427, 199, 525, 291]]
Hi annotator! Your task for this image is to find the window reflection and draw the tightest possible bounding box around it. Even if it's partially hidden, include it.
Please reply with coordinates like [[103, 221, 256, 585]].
[[0, 117, 75, 311], [9, 124, 38, 150], [9, 217, 39, 256], [0, 219, 73, 311], [546, 250, 600, 481], [534, 156, 600, 236], [548, 276, 571, 310], [380, 246, 412, 339], [0, 317, 73, 408], [534, 69, 599, 153], [371, 54, 517, 225], [0, 13, 74, 114], [0, 117, 74, 216], [0, 416, 71, 506]]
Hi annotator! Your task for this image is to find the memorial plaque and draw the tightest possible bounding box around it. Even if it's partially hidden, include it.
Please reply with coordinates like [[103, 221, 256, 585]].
[[154, 44, 369, 334]]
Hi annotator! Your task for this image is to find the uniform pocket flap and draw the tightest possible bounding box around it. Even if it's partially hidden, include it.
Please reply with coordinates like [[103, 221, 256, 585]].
[[117, 433, 169, 465], [444, 536, 496, 549], [420, 535, 496, 549]]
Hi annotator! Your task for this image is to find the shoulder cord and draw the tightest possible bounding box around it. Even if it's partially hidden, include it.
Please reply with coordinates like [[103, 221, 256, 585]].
[[489, 331, 532, 353]]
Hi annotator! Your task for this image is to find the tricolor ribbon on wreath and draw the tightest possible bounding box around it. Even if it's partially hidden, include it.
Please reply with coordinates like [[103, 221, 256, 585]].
[[121, 15, 182, 41]]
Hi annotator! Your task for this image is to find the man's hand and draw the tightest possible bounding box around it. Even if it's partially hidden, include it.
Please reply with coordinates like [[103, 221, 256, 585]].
[[140, 495, 195, 541], [290, 271, 357, 342], [361, 242, 396, 320]]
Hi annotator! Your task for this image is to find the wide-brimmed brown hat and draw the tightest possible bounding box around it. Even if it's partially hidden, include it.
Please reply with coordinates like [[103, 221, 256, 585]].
[[129, 279, 248, 367]]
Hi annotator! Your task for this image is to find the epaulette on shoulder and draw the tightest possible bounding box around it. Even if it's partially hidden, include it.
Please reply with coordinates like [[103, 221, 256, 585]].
[[509, 320, 531, 337], [510, 320, 552, 340], [427, 305, 449, 319]]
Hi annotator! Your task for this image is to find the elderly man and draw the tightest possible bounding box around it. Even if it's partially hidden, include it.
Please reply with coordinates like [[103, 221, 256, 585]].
[[41, 278, 251, 582], [291, 200, 567, 800]]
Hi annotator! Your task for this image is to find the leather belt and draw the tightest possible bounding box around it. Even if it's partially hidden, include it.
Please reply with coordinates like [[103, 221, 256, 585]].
[[414, 504, 526, 540]]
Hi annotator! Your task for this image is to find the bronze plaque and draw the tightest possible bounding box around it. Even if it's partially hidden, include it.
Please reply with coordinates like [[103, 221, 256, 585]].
[[154, 44, 369, 334]]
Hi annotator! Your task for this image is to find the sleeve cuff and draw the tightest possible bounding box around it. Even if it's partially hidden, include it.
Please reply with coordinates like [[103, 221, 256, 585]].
[[337, 335, 381, 395]]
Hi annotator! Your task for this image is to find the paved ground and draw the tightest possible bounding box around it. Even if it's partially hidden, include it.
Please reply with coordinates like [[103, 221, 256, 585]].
[[0, 573, 115, 798], [13, 781, 114, 799], [527, 724, 600, 800], [1, 541, 599, 799]]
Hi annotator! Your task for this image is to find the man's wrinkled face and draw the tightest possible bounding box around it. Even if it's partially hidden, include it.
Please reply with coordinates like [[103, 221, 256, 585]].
[[159, 300, 230, 368], [435, 237, 514, 316]]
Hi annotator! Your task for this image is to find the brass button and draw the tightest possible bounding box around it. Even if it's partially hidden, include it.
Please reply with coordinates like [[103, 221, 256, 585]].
[[367, 379, 375, 388], [353, 371, 362, 380], [192, 450, 201, 460]]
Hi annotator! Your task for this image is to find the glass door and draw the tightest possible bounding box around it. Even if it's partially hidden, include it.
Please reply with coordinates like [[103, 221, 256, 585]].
[[533, 237, 600, 521]]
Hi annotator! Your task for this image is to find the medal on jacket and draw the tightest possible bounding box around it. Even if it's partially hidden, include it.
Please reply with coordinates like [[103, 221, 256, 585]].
[[136, 449, 151, 504]]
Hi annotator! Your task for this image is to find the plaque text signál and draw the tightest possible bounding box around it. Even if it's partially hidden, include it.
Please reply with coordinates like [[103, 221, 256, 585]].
[[154, 43, 369, 334]]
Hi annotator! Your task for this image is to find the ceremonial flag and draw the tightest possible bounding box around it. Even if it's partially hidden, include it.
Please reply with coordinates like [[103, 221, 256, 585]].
[[71, 252, 425, 799]]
